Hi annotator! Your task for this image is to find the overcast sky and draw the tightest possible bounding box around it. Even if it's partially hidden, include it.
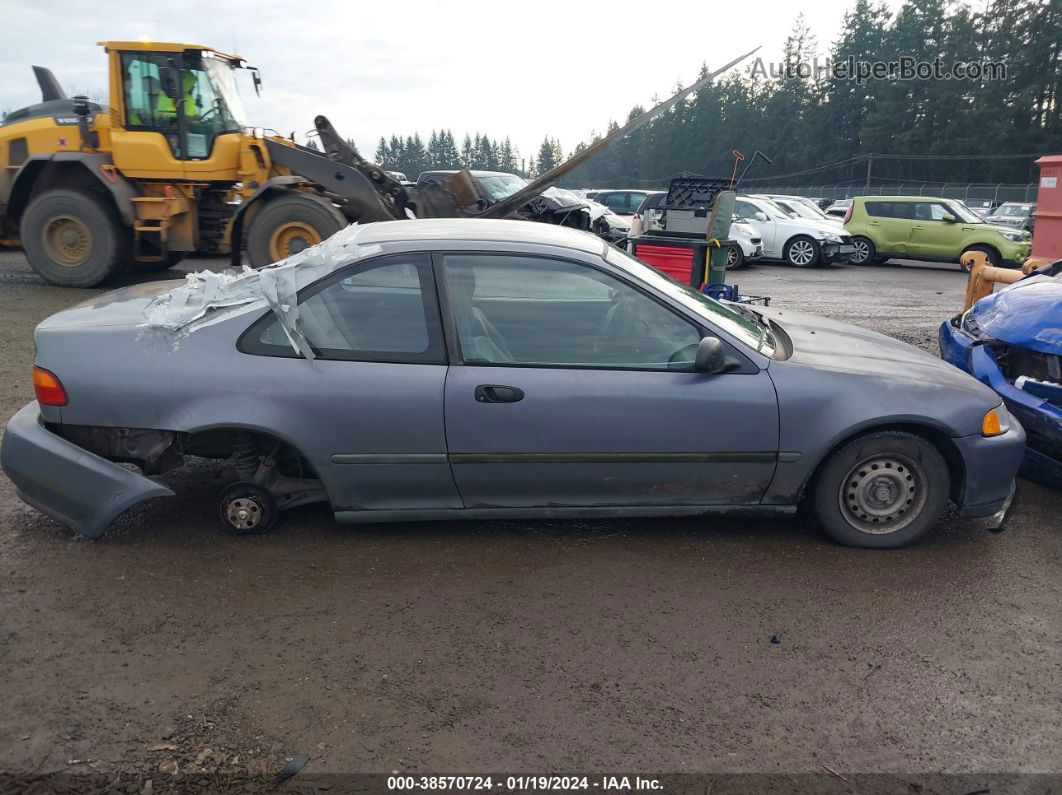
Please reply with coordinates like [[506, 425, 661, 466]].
[[1, 0, 905, 165]]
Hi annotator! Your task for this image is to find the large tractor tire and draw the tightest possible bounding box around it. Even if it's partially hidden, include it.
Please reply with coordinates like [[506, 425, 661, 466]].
[[245, 194, 347, 268], [20, 189, 129, 287]]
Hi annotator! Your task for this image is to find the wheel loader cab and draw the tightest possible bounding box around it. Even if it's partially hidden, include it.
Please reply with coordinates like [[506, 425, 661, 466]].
[[105, 42, 249, 180]]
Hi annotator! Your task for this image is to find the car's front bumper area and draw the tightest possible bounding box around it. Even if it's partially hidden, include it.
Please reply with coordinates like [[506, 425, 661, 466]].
[[1, 402, 174, 538], [999, 240, 1032, 267], [951, 424, 1026, 517], [820, 241, 854, 263], [940, 321, 1060, 490]]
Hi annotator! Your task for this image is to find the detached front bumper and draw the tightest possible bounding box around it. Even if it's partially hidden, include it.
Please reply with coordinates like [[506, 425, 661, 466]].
[[1, 402, 173, 538]]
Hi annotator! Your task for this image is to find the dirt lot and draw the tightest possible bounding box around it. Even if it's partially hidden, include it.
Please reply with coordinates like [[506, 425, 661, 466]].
[[1, 251, 1059, 787]]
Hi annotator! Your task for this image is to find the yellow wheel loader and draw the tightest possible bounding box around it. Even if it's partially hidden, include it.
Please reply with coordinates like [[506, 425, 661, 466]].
[[0, 42, 373, 286], [0, 41, 755, 287]]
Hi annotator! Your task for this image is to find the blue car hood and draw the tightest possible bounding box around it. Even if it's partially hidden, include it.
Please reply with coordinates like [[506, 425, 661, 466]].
[[969, 272, 1062, 355]]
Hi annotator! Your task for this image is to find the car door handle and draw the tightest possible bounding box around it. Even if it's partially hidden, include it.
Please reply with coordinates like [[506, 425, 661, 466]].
[[868, 221, 880, 225], [475, 384, 524, 403], [912, 225, 925, 230]]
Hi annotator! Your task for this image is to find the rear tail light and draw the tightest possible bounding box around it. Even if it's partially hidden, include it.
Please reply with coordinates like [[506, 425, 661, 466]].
[[843, 205, 853, 223], [33, 366, 68, 406]]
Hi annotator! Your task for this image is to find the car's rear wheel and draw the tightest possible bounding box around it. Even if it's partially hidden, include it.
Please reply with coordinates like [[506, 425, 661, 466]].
[[810, 431, 950, 548], [724, 243, 745, 270], [219, 482, 277, 535], [849, 236, 876, 265], [960, 244, 1001, 272], [784, 235, 820, 267]]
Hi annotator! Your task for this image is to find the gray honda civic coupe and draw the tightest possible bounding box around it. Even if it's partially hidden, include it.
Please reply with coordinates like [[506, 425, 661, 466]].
[[1, 219, 1024, 548]]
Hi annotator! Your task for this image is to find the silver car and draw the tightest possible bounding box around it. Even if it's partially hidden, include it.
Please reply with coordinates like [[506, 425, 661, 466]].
[[2, 219, 1023, 548]]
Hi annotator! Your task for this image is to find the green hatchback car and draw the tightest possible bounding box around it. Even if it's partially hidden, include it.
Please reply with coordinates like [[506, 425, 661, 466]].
[[843, 196, 1032, 269]]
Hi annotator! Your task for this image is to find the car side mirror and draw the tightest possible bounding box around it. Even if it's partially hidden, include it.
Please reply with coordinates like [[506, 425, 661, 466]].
[[754, 211, 768, 221], [941, 214, 957, 223], [694, 336, 727, 374]]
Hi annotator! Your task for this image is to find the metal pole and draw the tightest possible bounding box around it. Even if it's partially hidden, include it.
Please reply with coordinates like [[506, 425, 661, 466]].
[[865, 155, 872, 191]]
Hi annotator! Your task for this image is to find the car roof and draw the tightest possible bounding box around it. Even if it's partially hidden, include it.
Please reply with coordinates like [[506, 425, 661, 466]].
[[355, 218, 606, 255]]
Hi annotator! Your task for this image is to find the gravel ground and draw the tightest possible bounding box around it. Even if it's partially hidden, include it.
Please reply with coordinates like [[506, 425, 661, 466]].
[[0, 249, 1059, 788]]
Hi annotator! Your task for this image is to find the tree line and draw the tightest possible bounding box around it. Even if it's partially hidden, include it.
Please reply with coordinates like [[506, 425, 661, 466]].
[[370, 0, 1059, 187]]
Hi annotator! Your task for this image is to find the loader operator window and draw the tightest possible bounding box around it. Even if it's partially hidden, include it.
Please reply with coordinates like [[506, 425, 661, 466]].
[[122, 53, 182, 154], [122, 51, 246, 160]]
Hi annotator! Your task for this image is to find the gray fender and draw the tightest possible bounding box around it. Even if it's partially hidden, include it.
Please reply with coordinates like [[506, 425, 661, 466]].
[[8, 152, 141, 226]]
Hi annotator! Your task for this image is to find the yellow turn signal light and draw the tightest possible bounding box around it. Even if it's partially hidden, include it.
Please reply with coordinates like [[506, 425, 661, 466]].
[[982, 407, 1007, 437]]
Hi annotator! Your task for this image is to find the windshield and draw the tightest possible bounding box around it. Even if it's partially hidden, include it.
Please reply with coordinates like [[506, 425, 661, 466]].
[[756, 198, 792, 221], [476, 174, 528, 200], [200, 56, 247, 129], [775, 199, 822, 221], [792, 197, 831, 220], [605, 246, 776, 356], [994, 203, 1032, 218], [944, 200, 983, 224]]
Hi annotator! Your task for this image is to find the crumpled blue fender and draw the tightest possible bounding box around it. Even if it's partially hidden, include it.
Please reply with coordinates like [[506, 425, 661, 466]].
[[966, 270, 1062, 355]]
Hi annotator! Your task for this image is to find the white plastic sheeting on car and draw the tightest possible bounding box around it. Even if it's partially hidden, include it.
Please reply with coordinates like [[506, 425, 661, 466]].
[[142, 224, 381, 358]]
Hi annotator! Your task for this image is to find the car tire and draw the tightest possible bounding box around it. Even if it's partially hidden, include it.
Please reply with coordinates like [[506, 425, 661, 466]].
[[849, 236, 876, 265], [810, 431, 950, 549], [960, 244, 1000, 272], [246, 193, 347, 267], [20, 189, 129, 287], [784, 235, 820, 267], [219, 482, 277, 535], [724, 243, 745, 270]]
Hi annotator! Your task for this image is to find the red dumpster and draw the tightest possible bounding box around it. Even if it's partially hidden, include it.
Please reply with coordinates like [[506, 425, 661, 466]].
[[1033, 154, 1062, 261]]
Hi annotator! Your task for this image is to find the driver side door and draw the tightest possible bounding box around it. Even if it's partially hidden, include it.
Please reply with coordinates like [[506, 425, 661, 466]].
[[438, 252, 780, 509], [908, 201, 964, 260]]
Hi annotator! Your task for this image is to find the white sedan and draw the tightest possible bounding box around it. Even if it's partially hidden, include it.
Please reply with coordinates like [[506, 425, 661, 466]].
[[735, 196, 855, 266]]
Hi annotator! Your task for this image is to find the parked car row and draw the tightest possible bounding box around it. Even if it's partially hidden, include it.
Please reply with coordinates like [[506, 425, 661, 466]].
[[628, 191, 855, 269]]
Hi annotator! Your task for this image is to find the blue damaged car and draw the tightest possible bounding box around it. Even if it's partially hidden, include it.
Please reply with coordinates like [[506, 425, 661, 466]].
[[940, 261, 1062, 488]]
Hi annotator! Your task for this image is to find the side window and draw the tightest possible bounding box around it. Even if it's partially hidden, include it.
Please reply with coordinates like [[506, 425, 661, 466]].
[[243, 254, 445, 363], [912, 202, 936, 221], [866, 201, 890, 218], [601, 193, 629, 214], [735, 200, 759, 220], [122, 53, 179, 132], [928, 203, 953, 221], [441, 254, 702, 371]]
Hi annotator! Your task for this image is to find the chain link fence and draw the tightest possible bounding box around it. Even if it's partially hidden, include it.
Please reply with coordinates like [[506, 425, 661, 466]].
[[732, 182, 1039, 203], [566, 177, 1039, 204]]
